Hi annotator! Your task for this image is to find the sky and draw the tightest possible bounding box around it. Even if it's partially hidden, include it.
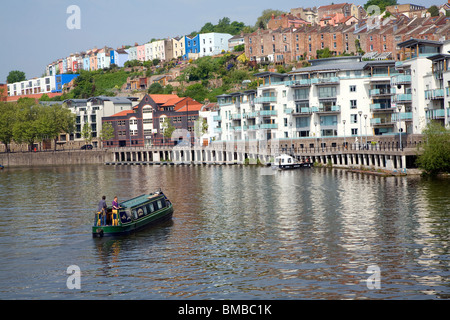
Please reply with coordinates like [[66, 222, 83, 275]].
[[0, 0, 442, 83]]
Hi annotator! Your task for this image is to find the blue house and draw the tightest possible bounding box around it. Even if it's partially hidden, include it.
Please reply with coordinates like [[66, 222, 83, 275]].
[[52, 74, 79, 93], [183, 34, 200, 60], [110, 48, 129, 67]]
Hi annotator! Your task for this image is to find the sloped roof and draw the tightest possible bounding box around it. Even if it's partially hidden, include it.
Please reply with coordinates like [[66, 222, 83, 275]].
[[110, 110, 135, 117], [149, 94, 181, 104]]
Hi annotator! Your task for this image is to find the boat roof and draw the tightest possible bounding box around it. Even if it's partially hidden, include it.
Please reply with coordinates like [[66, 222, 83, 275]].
[[120, 193, 162, 209]]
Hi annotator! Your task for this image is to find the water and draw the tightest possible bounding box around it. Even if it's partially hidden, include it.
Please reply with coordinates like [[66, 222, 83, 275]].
[[0, 164, 448, 299]]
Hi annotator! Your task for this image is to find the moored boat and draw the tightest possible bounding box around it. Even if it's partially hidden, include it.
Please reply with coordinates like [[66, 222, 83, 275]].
[[272, 154, 311, 170], [92, 189, 173, 237]]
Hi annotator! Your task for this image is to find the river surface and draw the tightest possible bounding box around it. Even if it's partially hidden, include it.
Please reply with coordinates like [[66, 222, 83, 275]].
[[0, 164, 448, 300]]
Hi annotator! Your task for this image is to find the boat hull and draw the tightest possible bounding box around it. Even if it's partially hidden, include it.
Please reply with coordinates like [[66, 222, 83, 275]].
[[92, 203, 173, 237], [272, 163, 312, 170]]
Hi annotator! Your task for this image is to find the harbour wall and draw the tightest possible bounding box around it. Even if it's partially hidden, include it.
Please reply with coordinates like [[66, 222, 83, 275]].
[[0, 150, 113, 168]]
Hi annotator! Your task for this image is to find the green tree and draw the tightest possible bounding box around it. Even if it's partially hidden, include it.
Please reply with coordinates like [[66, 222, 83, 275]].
[[99, 122, 115, 148], [427, 5, 440, 17], [12, 101, 41, 151], [148, 82, 164, 94], [161, 117, 176, 145], [81, 122, 93, 145], [416, 122, 450, 175], [6, 70, 26, 83], [316, 47, 334, 59], [37, 104, 75, 150], [255, 9, 286, 30], [0, 102, 17, 152]]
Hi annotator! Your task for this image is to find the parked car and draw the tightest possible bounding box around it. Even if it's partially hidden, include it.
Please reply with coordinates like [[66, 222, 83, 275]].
[[81, 144, 93, 150]]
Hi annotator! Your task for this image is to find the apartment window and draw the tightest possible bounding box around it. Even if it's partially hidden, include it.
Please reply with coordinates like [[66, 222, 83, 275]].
[[333, 42, 337, 49], [321, 34, 324, 40], [284, 45, 288, 52], [321, 42, 324, 49], [318, 86, 336, 98], [296, 34, 299, 41], [351, 128, 358, 135], [345, 34, 348, 40], [261, 45, 264, 54], [350, 114, 358, 124], [333, 34, 336, 40], [350, 100, 357, 109], [309, 44, 312, 52], [294, 88, 309, 100], [350, 85, 356, 92], [273, 44, 276, 53], [249, 37, 252, 44], [272, 35, 275, 41]]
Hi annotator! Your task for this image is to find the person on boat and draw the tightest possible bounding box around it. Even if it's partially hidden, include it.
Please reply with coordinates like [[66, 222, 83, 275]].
[[112, 196, 120, 210], [98, 196, 107, 226]]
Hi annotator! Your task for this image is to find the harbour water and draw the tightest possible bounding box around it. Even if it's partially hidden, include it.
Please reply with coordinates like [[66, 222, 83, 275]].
[[0, 164, 448, 299]]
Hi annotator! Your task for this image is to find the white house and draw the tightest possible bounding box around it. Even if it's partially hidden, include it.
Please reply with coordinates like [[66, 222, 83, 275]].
[[198, 33, 233, 58]]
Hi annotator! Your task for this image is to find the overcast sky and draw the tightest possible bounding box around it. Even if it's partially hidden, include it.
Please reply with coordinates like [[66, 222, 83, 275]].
[[0, 0, 442, 82]]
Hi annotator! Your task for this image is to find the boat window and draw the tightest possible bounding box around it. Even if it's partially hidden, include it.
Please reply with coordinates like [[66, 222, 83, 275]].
[[131, 209, 138, 220], [157, 200, 162, 209], [137, 208, 144, 218], [288, 158, 292, 163], [143, 205, 148, 215], [148, 203, 154, 212], [120, 210, 131, 223]]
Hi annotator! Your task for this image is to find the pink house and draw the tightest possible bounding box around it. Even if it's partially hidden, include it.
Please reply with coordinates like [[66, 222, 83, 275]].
[[89, 49, 99, 70], [137, 44, 146, 62]]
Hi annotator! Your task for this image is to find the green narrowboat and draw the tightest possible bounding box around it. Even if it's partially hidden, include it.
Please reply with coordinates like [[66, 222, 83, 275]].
[[92, 189, 173, 238]]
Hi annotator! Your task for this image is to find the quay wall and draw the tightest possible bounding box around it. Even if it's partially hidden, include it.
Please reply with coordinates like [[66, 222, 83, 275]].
[[0, 150, 113, 168]]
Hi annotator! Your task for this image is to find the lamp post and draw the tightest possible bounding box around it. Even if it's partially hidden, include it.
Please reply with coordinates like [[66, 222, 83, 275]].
[[358, 111, 362, 150], [364, 114, 367, 146], [314, 121, 318, 151], [397, 105, 402, 150], [342, 119, 346, 149]]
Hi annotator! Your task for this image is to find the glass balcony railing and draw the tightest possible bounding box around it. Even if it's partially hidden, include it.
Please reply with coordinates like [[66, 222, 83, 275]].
[[260, 123, 278, 129], [425, 88, 445, 100], [213, 115, 222, 121], [260, 110, 277, 116], [392, 112, 413, 121], [391, 74, 411, 85], [254, 96, 277, 103]]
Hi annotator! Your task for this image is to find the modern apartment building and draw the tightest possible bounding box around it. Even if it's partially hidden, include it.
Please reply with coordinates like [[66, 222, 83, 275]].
[[214, 55, 401, 143], [65, 96, 139, 147], [7, 74, 79, 97]]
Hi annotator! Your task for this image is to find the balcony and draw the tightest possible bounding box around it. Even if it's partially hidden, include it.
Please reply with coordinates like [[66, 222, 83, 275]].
[[292, 107, 313, 116], [393, 93, 412, 103], [248, 125, 259, 130], [392, 112, 413, 121], [391, 74, 411, 85], [425, 88, 445, 100], [370, 117, 393, 126], [369, 88, 395, 97], [213, 115, 222, 121], [426, 108, 445, 119], [254, 96, 277, 104], [316, 105, 341, 114], [286, 79, 311, 87], [260, 110, 277, 117], [311, 77, 340, 85], [260, 123, 278, 129], [214, 127, 222, 133], [245, 112, 258, 119], [231, 114, 242, 120], [370, 103, 395, 112]]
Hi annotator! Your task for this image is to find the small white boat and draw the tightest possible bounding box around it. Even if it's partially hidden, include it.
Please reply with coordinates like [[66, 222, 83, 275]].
[[272, 154, 311, 170]]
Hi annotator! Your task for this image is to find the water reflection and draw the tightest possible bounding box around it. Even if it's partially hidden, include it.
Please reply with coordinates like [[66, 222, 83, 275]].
[[0, 165, 448, 299]]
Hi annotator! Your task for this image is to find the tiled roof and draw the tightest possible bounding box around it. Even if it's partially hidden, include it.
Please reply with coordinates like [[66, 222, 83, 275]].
[[111, 110, 134, 117], [149, 94, 181, 104]]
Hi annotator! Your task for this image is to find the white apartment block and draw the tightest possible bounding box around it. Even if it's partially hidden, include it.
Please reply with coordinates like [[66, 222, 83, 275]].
[[213, 40, 450, 145], [215, 56, 399, 143], [7, 76, 56, 96]]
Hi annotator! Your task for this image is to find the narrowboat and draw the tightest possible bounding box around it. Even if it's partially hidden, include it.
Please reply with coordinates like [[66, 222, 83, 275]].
[[92, 189, 173, 237], [272, 154, 312, 170]]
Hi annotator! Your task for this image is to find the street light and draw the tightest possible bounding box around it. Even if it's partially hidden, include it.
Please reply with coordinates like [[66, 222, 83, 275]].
[[314, 121, 318, 151], [342, 119, 346, 149], [397, 105, 402, 150], [358, 111, 362, 150], [364, 114, 368, 146]]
